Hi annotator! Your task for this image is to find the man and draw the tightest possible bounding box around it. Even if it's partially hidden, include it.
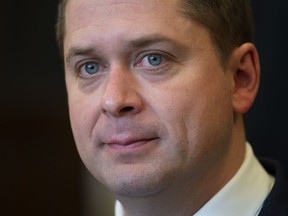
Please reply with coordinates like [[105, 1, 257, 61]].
[[56, 0, 288, 215]]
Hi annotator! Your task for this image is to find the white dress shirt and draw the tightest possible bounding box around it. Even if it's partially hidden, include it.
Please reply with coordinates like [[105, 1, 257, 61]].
[[115, 143, 275, 216]]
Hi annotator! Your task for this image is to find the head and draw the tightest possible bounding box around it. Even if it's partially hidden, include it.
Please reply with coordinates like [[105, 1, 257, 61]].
[[58, 0, 260, 211]]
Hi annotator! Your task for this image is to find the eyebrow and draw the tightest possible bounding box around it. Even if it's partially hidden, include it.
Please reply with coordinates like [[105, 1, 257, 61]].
[[65, 34, 186, 64], [130, 34, 182, 48], [65, 47, 98, 64]]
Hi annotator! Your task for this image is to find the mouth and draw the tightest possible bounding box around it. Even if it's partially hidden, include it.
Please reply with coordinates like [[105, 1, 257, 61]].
[[106, 137, 159, 151]]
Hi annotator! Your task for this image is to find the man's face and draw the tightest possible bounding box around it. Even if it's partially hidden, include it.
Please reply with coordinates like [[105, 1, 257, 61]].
[[64, 0, 235, 197]]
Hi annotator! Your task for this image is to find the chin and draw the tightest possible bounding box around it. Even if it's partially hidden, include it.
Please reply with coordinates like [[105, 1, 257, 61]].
[[100, 168, 170, 198]]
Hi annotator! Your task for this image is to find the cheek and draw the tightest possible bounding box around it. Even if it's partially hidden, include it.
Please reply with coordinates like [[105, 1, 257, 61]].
[[68, 92, 101, 149], [183, 83, 234, 160], [151, 73, 234, 150]]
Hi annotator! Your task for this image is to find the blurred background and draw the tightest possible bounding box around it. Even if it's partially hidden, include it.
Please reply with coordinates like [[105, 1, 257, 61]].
[[1, 0, 287, 215]]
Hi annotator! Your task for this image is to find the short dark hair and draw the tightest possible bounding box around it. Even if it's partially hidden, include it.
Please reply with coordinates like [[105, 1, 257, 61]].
[[56, 0, 254, 62], [56, 0, 68, 57], [179, 0, 254, 62]]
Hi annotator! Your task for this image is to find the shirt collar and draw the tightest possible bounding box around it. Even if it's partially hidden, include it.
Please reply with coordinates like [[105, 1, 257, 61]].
[[115, 143, 274, 216], [193, 143, 274, 216]]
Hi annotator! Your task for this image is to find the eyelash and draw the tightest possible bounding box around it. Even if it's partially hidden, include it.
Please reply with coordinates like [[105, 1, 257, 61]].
[[74, 51, 175, 79], [135, 51, 176, 73], [76, 60, 105, 79]]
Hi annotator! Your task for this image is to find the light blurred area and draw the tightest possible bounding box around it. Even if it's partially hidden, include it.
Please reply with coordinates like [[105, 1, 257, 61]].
[[82, 169, 115, 216]]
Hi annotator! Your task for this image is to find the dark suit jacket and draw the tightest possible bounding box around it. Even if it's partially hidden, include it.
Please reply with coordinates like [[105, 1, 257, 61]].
[[259, 159, 288, 216]]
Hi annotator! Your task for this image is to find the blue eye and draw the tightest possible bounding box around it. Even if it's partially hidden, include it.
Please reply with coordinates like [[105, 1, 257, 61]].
[[147, 54, 162, 66], [84, 62, 99, 74]]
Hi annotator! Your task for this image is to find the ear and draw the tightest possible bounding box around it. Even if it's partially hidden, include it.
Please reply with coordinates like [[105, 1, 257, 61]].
[[231, 43, 260, 114]]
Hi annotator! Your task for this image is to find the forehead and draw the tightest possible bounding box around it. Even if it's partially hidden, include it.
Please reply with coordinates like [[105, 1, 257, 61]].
[[65, 0, 180, 31], [63, 0, 212, 59]]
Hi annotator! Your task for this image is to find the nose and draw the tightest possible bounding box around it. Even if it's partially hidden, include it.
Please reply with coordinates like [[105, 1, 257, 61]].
[[101, 68, 143, 117]]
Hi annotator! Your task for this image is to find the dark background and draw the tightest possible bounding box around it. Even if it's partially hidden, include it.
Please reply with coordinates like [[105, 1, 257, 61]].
[[1, 1, 287, 215]]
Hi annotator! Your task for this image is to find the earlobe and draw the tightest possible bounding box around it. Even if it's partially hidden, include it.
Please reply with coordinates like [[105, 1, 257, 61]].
[[232, 43, 260, 114]]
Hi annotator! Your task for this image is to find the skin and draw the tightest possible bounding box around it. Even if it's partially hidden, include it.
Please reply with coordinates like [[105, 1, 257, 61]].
[[63, 0, 260, 215]]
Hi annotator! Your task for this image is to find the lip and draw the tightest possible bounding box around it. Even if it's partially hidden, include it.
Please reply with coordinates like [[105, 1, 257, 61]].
[[106, 137, 159, 150]]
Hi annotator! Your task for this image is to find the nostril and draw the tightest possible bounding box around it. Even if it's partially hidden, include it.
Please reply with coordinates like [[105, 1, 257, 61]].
[[120, 106, 134, 113]]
